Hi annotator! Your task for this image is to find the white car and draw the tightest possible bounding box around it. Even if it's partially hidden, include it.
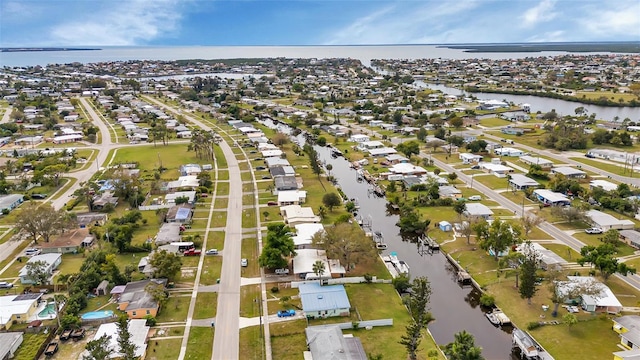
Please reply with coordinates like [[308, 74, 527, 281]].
[[585, 228, 603, 234], [205, 249, 219, 255], [241, 258, 248, 267], [468, 195, 482, 201], [25, 248, 41, 256]]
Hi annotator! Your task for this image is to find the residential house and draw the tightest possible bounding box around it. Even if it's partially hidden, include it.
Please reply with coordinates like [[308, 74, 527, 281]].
[[551, 167, 587, 179], [167, 176, 200, 191], [0, 294, 43, 330], [277, 190, 307, 206], [479, 162, 514, 177], [356, 141, 384, 151], [291, 223, 324, 249], [620, 230, 640, 250], [292, 249, 331, 280], [519, 156, 553, 169], [280, 205, 320, 226], [298, 283, 350, 319], [368, 147, 398, 158], [590, 180, 618, 192], [117, 279, 168, 319], [165, 191, 197, 205], [38, 228, 94, 254], [613, 316, 640, 354], [508, 174, 540, 190], [586, 210, 635, 230], [557, 276, 622, 314], [494, 147, 524, 157], [464, 203, 494, 220], [92, 191, 119, 210], [439, 186, 462, 199], [19, 253, 62, 284], [348, 134, 370, 143], [265, 157, 290, 168], [165, 205, 193, 223], [269, 165, 296, 178], [0, 332, 23, 359], [87, 319, 150, 359], [516, 242, 566, 270], [304, 326, 367, 360], [179, 164, 202, 176], [154, 223, 182, 245], [0, 194, 24, 213], [388, 163, 427, 176], [532, 189, 571, 206], [385, 154, 409, 164], [459, 153, 483, 164], [274, 176, 299, 192], [76, 212, 108, 228]]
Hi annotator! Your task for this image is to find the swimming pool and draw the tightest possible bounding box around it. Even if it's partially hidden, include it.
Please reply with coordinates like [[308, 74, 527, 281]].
[[81, 310, 114, 320], [37, 303, 56, 318]]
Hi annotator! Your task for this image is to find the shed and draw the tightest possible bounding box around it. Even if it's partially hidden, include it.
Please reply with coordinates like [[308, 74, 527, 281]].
[[96, 280, 110, 296], [439, 221, 452, 232]]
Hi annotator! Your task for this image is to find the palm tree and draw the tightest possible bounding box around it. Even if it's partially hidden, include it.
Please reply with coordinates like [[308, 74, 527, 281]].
[[312, 260, 326, 284]]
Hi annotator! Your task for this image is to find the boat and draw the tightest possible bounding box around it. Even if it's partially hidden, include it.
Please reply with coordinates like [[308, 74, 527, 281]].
[[383, 252, 410, 277], [457, 270, 472, 284], [376, 243, 388, 250], [373, 231, 387, 250], [512, 329, 539, 359], [496, 311, 511, 325], [486, 311, 500, 326]]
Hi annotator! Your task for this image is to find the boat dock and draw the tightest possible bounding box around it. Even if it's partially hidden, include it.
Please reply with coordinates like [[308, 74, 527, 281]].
[[424, 236, 440, 251], [512, 328, 555, 360], [381, 252, 410, 278]]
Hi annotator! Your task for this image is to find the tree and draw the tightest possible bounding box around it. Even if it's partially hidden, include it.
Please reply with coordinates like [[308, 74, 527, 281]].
[[303, 144, 322, 180], [148, 250, 182, 281], [465, 140, 487, 153], [396, 205, 430, 242], [312, 260, 326, 282], [518, 243, 540, 304], [600, 229, 621, 247], [453, 200, 466, 220], [520, 214, 543, 237], [399, 320, 422, 360], [477, 220, 521, 261], [547, 269, 602, 317], [408, 276, 432, 328], [416, 128, 427, 142], [460, 219, 475, 245], [322, 193, 342, 211], [563, 313, 578, 328], [145, 282, 168, 309], [396, 140, 421, 158], [117, 315, 136, 360], [577, 244, 636, 280], [392, 272, 411, 293], [550, 206, 586, 225], [311, 223, 376, 272], [259, 223, 296, 269], [15, 202, 68, 243], [425, 139, 446, 152], [449, 117, 464, 129], [83, 334, 113, 360], [444, 330, 484, 360], [272, 133, 289, 146], [25, 260, 50, 285]]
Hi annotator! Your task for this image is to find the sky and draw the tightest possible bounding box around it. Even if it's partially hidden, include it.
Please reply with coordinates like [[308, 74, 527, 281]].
[[1, 0, 639, 47]]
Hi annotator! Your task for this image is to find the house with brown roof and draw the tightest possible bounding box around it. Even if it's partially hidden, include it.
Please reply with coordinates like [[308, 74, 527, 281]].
[[117, 279, 167, 319], [39, 228, 94, 254]]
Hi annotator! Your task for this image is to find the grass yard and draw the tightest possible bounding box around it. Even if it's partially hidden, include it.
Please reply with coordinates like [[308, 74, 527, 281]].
[[472, 175, 510, 190], [216, 182, 229, 196], [156, 295, 191, 323], [209, 212, 228, 228], [199, 256, 222, 286], [13, 333, 49, 360], [241, 238, 260, 278], [479, 117, 512, 127], [240, 284, 261, 318], [576, 90, 637, 103], [145, 338, 182, 360], [270, 319, 309, 360], [217, 170, 229, 181], [572, 232, 636, 257], [113, 143, 205, 180], [239, 325, 265, 360], [185, 327, 214, 360], [542, 243, 581, 262], [242, 209, 257, 228], [206, 231, 225, 250], [193, 292, 218, 319], [570, 157, 629, 176], [214, 196, 228, 209]]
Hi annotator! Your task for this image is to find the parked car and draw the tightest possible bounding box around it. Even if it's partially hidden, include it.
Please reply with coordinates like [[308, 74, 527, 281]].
[[468, 195, 482, 201], [183, 249, 202, 256], [0, 281, 13, 289], [241, 258, 248, 267], [277, 309, 296, 317], [205, 249, 219, 255], [255, 166, 266, 171], [470, 165, 480, 170], [275, 268, 289, 275], [262, 175, 271, 179], [585, 227, 603, 234], [585, 153, 595, 158], [25, 248, 41, 256], [267, 201, 278, 206], [31, 193, 47, 199]]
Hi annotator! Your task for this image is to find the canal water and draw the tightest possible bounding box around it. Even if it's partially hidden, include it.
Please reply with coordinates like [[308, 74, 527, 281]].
[[259, 118, 515, 359], [417, 82, 640, 123]]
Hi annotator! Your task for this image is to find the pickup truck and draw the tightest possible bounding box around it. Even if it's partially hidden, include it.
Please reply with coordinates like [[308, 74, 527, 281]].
[[183, 249, 202, 256], [277, 309, 296, 317]]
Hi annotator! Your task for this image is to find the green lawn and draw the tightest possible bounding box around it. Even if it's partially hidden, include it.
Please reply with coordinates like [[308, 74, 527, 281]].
[[570, 157, 630, 176], [472, 175, 510, 190], [113, 143, 207, 180], [13, 333, 49, 360], [156, 296, 191, 323], [239, 325, 265, 360], [193, 292, 218, 319], [240, 284, 261, 318], [543, 244, 581, 262], [145, 338, 182, 360], [479, 117, 512, 128], [185, 327, 214, 360], [199, 256, 222, 286], [241, 238, 260, 278]]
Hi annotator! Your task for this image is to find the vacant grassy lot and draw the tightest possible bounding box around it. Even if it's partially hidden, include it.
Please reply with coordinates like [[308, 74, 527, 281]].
[[185, 327, 214, 360], [156, 295, 191, 323], [241, 238, 260, 278], [193, 292, 218, 319], [479, 117, 512, 128], [240, 284, 261, 318], [239, 325, 265, 360], [200, 256, 222, 286], [13, 333, 48, 360], [113, 143, 207, 180], [146, 338, 182, 360]]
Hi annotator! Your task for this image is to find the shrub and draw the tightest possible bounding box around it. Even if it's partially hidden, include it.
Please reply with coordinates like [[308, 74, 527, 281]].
[[363, 274, 373, 283], [144, 315, 157, 326], [479, 294, 495, 307], [527, 321, 542, 330], [271, 286, 279, 293]]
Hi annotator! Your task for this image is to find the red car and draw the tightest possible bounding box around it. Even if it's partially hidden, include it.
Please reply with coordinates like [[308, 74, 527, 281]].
[[183, 249, 202, 256]]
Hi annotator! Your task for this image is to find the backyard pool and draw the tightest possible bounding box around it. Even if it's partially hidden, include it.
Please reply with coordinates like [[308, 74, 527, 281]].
[[81, 310, 114, 321], [37, 303, 57, 319]]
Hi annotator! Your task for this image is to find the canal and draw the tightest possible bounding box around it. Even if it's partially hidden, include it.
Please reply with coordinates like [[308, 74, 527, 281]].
[[259, 118, 515, 359], [417, 82, 640, 123]]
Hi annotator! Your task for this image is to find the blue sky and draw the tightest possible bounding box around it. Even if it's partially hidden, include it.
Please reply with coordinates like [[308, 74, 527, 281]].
[[1, 0, 639, 47]]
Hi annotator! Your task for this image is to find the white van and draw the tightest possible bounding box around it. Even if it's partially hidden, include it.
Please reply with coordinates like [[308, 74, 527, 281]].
[[275, 268, 290, 275]]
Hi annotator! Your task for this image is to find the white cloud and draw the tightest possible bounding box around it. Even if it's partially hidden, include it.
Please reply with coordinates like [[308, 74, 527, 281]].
[[323, 1, 480, 45], [526, 30, 566, 42], [579, 1, 640, 37], [49, 0, 186, 46], [520, 0, 558, 28]]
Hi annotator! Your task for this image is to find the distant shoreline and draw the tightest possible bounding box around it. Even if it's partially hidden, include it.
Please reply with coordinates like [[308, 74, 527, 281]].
[[0, 48, 101, 53], [441, 42, 640, 53]]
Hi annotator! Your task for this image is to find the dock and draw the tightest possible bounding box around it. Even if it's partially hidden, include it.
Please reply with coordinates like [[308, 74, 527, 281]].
[[424, 236, 440, 251]]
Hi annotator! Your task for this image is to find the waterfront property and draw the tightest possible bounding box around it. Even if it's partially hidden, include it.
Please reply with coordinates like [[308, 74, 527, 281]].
[[298, 283, 350, 319], [557, 276, 622, 314], [291, 223, 325, 249], [304, 325, 367, 360], [280, 205, 320, 226]]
